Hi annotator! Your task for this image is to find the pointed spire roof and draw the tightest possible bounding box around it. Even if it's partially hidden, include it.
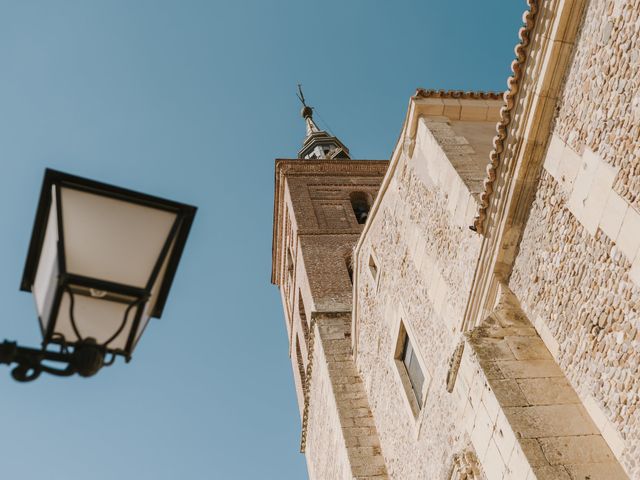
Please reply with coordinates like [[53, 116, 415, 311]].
[[302, 105, 320, 136], [296, 86, 351, 160]]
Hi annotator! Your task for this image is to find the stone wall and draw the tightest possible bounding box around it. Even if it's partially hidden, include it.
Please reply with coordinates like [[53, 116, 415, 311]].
[[510, 1, 640, 476], [510, 171, 639, 477], [354, 143, 483, 478], [456, 285, 626, 480], [553, 0, 640, 211], [305, 314, 388, 479], [305, 317, 354, 480]]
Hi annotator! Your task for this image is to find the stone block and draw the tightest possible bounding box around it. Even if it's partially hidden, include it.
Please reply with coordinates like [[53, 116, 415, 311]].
[[504, 404, 599, 438], [486, 100, 504, 121], [628, 250, 640, 287], [516, 377, 580, 406], [493, 409, 517, 464], [601, 420, 627, 459], [538, 435, 615, 465], [482, 361, 505, 380], [470, 401, 495, 462], [495, 359, 563, 379], [616, 205, 640, 261], [442, 98, 461, 119], [504, 444, 535, 480], [568, 148, 618, 236], [505, 336, 553, 361], [471, 337, 517, 361], [459, 99, 489, 121], [490, 378, 529, 406], [599, 190, 628, 242], [482, 438, 507, 480], [519, 439, 549, 467], [415, 98, 444, 117], [555, 143, 582, 191], [564, 462, 629, 480], [531, 465, 571, 480], [543, 133, 566, 180], [533, 317, 560, 359], [481, 382, 502, 425]]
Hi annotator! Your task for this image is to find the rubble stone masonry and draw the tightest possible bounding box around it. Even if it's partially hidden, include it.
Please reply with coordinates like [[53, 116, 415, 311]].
[[511, 0, 640, 477], [355, 143, 483, 478]]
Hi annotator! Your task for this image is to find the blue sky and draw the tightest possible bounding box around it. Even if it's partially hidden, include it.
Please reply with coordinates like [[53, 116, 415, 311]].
[[0, 1, 524, 478]]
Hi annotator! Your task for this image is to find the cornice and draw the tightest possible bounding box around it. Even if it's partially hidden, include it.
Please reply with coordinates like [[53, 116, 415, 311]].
[[472, 0, 539, 234], [414, 89, 502, 100], [275, 159, 389, 177], [462, 0, 588, 330]]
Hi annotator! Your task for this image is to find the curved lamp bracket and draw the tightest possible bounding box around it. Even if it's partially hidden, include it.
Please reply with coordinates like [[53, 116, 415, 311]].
[[0, 338, 109, 382]]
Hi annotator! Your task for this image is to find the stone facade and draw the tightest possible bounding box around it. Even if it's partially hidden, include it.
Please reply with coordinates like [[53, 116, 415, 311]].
[[271, 1, 640, 478], [353, 121, 485, 478], [507, 0, 640, 476]]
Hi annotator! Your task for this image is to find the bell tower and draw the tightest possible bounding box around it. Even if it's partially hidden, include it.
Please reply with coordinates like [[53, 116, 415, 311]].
[[271, 93, 390, 479]]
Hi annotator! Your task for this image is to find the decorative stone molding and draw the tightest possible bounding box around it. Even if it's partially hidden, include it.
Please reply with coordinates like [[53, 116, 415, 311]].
[[446, 340, 465, 393], [472, 0, 539, 234], [448, 450, 484, 480], [462, 0, 589, 331], [414, 89, 502, 101], [299, 316, 317, 453]]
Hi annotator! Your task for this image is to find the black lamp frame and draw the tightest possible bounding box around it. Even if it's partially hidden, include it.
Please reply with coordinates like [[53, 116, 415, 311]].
[[0, 169, 196, 382]]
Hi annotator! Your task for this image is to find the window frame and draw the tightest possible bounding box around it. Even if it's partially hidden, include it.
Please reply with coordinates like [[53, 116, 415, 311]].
[[391, 310, 431, 433], [367, 249, 381, 292]]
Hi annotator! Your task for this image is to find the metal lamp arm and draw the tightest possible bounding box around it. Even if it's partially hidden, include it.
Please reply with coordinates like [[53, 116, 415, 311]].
[[0, 339, 107, 382]]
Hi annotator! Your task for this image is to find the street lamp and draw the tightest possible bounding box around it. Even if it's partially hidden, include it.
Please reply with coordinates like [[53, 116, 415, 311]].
[[0, 169, 196, 382]]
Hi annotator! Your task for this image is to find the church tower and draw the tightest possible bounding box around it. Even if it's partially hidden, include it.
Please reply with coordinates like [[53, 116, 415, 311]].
[[271, 98, 389, 478]]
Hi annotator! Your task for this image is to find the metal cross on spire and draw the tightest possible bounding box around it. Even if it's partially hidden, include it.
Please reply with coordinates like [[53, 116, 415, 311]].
[[297, 84, 318, 135]]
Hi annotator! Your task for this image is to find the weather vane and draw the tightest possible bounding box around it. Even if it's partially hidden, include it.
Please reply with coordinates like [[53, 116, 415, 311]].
[[297, 84, 314, 119], [296, 83, 307, 107]]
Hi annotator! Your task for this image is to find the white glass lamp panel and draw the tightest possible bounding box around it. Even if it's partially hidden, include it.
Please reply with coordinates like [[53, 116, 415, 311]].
[[54, 291, 136, 351], [133, 237, 176, 349], [59, 187, 177, 288], [33, 187, 60, 333]]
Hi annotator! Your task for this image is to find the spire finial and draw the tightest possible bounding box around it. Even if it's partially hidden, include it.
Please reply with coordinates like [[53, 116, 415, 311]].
[[297, 84, 313, 119]]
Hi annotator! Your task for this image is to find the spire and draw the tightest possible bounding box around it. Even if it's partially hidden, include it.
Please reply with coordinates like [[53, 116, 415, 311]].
[[296, 85, 351, 160], [302, 105, 320, 136]]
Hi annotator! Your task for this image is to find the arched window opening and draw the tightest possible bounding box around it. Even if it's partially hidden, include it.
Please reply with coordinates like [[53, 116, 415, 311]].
[[350, 191, 371, 225]]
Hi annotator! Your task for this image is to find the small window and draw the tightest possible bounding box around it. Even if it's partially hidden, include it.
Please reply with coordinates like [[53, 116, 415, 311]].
[[368, 254, 378, 279], [350, 192, 371, 224], [393, 319, 429, 419], [401, 334, 425, 409]]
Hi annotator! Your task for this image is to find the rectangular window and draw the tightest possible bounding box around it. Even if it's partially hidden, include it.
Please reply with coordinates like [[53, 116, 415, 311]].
[[393, 318, 430, 420], [368, 254, 378, 279], [401, 334, 425, 409]]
